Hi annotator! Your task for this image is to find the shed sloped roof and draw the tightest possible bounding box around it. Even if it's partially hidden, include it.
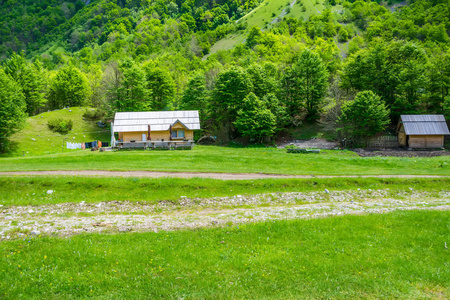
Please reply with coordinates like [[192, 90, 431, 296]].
[[113, 111, 201, 132], [400, 115, 450, 135]]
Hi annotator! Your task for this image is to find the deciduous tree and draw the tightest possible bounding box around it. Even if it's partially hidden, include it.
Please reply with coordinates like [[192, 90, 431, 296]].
[[234, 93, 276, 142], [4, 52, 47, 115], [48, 65, 90, 109], [145, 67, 176, 110], [338, 90, 390, 146], [0, 68, 27, 152], [282, 49, 329, 122]]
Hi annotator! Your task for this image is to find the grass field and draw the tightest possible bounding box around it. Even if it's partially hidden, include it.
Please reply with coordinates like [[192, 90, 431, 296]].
[[0, 176, 448, 207], [1, 210, 448, 299], [3, 107, 110, 157], [0, 146, 449, 175]]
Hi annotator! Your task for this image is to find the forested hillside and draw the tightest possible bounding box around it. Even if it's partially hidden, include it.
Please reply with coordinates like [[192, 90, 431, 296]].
[[1, 0, 450, 152]]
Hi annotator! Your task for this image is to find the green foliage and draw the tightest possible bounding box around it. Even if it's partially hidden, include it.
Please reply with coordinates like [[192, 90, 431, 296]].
[[0, 68, 27, 152], [144, 66, 176, 111], [234, 93, 277, 141], [342, 41, 428, 119], [212, 67, 253, 136], [3, 52, 47, 115], [115, 59, 148, 112], [181, 73, 208, 120], [282, 49, 329, 122], [338, 90, 390, 145], [2, 0, 450, 149], [47, 118, 73, 133], [48, 65, 90, 109], [82, 108, 105, 121]]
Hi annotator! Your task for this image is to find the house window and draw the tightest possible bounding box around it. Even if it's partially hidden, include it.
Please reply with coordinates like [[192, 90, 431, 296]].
[[172, 130, 185, 139]]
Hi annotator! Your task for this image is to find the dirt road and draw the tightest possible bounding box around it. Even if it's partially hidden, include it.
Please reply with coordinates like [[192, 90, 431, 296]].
[[0, 170, 449, 180]]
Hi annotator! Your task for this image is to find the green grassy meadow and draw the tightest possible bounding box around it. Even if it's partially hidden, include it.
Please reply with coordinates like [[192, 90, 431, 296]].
[[0, 146, 449, 175], [3, 107, 110, 157], [1, 210, 449, 299], [0, 176, 448, 207]]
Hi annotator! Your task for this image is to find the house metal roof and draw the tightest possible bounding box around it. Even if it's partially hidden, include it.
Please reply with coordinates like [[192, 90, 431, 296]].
[[113, 111, 201, 132], [400, 115, 449, 135]]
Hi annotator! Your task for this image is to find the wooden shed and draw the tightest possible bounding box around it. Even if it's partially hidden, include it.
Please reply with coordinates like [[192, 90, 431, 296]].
[[397, 115, 449, 148], [111, 111, 201, 149]]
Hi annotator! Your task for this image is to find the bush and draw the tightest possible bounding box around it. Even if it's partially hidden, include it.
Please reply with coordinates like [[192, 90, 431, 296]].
[[82, 108, 105, 121], [47, 118, 73, 133]]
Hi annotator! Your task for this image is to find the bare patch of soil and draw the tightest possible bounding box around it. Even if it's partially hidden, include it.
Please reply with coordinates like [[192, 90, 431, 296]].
[[353, 148, 450, 157], [277, 138, 338, 149]]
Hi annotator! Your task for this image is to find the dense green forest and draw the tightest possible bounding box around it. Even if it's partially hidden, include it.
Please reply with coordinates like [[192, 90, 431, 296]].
[[1, 0, 450, 151]]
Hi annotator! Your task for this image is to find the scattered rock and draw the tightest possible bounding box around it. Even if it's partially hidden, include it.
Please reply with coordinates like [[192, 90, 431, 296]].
[[324, 189, 330, 194], [28, 209, 34, 214], [47, 190, 54, 195], [30, 230, 40, 235], [92, 222, 112, 227], [118, 227, 132, 232]]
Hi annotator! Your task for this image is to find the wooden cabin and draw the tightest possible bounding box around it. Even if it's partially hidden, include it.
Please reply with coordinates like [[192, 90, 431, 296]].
[[111, 111, 201, 149], [397, 115, 449, 148]]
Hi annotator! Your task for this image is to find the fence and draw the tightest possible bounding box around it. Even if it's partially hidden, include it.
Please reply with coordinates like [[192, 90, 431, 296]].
[[366, 135, 398, 148]]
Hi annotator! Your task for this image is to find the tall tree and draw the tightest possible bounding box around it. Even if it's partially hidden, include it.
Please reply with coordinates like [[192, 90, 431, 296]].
[[212, 66, 253, 137], [0, 68, 27, 152], [4, 52, 47, 115], [234, 93, 277, 142], [180, 73, 208, 120], [144, 67, 176, 111], [426, 52, 450, 113], [341, 41, 427, 119], [115, 59, 148, 112], [338, 90, 390, 146], [282, 49, 329, 123], [246, 63, 277, 99], [48, 65, 90, 109]]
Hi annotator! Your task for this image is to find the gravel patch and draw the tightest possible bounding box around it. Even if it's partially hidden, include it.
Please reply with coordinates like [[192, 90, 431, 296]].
[[1, 190, 449, 240]]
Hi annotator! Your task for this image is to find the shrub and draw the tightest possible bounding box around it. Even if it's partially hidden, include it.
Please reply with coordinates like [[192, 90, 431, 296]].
[[47, 118, 73, 133], [82, 108, 105, 121]]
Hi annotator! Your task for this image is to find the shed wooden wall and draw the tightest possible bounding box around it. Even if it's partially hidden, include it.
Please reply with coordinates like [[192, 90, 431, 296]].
[[408, 135, 444, 148], [398, 124, 407, 146]]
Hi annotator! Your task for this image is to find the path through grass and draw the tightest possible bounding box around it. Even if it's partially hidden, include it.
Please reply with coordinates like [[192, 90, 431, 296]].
[[0, 146, 449, 175]]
